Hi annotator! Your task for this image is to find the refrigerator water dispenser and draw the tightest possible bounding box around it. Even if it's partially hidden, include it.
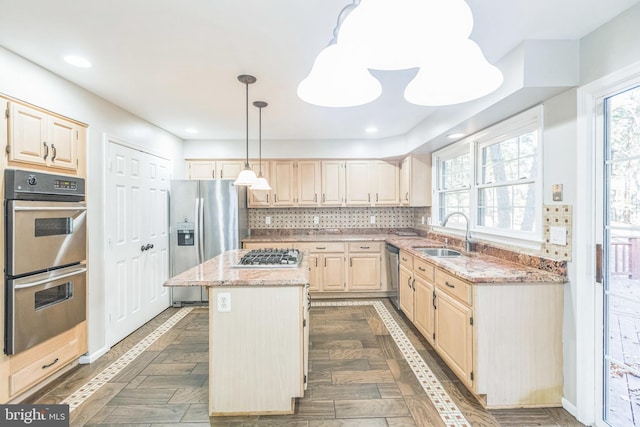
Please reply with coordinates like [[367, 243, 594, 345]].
[[177, 222, 194, 246]]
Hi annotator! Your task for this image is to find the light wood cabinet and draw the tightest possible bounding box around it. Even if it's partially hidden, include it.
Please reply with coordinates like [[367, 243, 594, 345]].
[[271, 160, 296, 206], [413, 258, 435, 345], [296, 160, 321, 206], [208, 285, 307, 415], [187, 160, 216, 179], [398, 250, 415, 320], [6, 101, 82, 173], [347, 242, 382, 291], [435, 287, 474, 387], [321, 160, 345, 206], [372, 160, 399, 205], [345, 160, 372, 205], [186, 160, 245, 180], [399, 154, 431, 206], [8, 322, 87, 400], [295, 242, 346, 292], [248, 160, 271, 207], [345, 160, 399, 206]]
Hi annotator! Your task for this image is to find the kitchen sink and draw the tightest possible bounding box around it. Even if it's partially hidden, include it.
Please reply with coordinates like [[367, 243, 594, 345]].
[[415, 247, 462, 257]]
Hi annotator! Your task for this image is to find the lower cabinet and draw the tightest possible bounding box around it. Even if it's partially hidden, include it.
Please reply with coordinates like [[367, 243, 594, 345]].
[[434, 288, 473, 387], [347, 242, 382, 291], [4, 322, 87, 401], [296, 242, 346, 292], [398, 251, 563, 409], [208, 285, 307, 415], [413, 269, 435, 345]]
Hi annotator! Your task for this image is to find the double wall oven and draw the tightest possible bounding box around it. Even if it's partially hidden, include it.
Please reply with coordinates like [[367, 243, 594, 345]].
[[4, 169, 87, 355]]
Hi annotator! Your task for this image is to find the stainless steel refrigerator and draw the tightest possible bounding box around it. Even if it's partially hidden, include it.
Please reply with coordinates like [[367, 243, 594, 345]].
[[169, 179, 248, 305]]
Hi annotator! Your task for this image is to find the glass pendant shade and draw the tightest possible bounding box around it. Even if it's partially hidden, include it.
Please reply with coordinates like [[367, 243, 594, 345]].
[[251, 173, 271, 191], [234, 166, 258, 186]]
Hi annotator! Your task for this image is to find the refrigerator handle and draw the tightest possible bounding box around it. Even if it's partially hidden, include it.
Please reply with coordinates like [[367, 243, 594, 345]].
[[198, 197, 205, 263]]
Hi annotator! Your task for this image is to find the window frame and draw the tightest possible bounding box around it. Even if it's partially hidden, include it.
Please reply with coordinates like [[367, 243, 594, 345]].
[[432, 106, 544, 248]]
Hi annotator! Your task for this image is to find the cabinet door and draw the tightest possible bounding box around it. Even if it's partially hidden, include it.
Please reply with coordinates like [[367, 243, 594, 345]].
[[48, 115, 78, 171], [345, 160, 372, 205], [8, 102, 48, 166], [322, 254, 345, 291], [297, 160, 321, 206], [307, 253, 321, 292], [248, 160, 271, 207], [435, 289, 473, 387], [321, 161, 345, 206], [218, 160, 244, 180], [271, 161, 296, 206], [400, 156, 411, 205], [348, 253, 381, 290], [399, 265, 414, 321], [187, 160, 216, 179], [373, 160, 399, 205], [414, 276, 435, 345]]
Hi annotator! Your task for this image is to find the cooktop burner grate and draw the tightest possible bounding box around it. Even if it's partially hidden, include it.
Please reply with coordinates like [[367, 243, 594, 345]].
[[234, 248, 302, 268]]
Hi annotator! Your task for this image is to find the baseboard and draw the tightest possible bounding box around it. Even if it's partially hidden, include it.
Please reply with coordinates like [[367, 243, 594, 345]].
[[79, 345, 109, 364], [562, 397, 578, 419]]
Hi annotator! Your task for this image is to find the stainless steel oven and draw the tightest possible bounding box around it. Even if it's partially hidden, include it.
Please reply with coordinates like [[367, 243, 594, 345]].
[[4, 169, 87, 355]]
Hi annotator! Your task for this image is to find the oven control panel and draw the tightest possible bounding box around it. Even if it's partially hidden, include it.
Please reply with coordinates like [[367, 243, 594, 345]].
[[5, 169, 85, 201]]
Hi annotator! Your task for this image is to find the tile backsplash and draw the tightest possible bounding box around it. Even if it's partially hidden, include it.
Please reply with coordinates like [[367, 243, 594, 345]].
[[249, 207, 431, 230]]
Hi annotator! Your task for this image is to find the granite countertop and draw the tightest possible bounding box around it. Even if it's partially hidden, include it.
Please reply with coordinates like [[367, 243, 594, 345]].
[[163, 249, 309, 288], [243, 234, 566, 284]]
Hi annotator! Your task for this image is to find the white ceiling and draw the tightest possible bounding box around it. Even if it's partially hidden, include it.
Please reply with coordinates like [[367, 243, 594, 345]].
[[0, 0, 638, 143]]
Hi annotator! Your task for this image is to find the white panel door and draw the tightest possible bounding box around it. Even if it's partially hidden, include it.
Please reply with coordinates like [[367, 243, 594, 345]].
[[107, 141, 171, 346]]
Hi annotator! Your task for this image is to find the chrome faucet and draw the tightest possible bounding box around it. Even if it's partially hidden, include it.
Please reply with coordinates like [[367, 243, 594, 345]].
[[442, 211, 473, 252]]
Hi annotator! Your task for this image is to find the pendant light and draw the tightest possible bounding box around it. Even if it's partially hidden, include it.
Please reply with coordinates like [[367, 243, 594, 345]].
[[234, 74, 258, 186], [250, 101, 271, 191]]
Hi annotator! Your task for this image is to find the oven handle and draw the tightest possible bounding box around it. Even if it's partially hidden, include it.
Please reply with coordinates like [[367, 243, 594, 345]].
[[13, 267, 87, 290], [13, 206, 87, 212]]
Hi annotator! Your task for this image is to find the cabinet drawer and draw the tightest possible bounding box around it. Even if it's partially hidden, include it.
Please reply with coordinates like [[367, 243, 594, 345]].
[[347, 242, 381, 252], [399, 250, 413, 269], [244, 242, 294, 249], [435, 269, 472, 306], [414, 258, 434, 282], [9, 328, 80, 396], [297, 242, 345, 253]]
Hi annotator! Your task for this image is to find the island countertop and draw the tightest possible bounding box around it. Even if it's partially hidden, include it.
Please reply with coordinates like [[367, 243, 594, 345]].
[[163, 249, 309, 287]]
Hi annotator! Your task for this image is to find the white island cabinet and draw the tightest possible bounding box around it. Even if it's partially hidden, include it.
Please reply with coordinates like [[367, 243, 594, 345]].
[[163, 249, 309, 416]]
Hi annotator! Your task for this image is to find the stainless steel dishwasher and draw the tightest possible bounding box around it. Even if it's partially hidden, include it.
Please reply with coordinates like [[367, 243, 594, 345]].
[[385, 243, 400, 310]]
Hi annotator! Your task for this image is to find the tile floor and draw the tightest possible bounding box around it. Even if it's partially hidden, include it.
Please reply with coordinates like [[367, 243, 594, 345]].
[[26, 299, 584, 426]]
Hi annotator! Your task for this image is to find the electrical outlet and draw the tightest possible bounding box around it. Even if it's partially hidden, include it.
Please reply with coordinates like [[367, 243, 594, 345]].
[[427, 216, 432, 225], [217, 292, 231, 312], [265, 216, 271, 225], [313, 215, 319, 224], [370, 215, 376, 224], [421, 216, 425, 224]]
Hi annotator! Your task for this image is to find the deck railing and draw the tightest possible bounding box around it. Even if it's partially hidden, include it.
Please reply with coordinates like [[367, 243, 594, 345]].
[[611, 238, 640, 279]]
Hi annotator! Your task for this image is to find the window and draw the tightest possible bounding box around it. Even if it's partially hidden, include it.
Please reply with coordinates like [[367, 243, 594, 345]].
[[434, 106, 543, 243]]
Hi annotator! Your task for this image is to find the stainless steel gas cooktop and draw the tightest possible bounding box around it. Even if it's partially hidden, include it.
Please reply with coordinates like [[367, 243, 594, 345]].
[[233, 248, 303, 268]]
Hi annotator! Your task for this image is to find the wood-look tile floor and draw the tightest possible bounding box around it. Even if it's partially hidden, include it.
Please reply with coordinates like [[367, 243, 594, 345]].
[[26, 299, 585, 426]]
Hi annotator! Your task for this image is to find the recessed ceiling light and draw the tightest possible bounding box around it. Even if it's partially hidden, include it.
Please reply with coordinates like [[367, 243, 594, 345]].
[[365, 126, 378, 134], [63, 55, 92, 68], [447, 132, 465, 139], [185, 128, 199, 134]]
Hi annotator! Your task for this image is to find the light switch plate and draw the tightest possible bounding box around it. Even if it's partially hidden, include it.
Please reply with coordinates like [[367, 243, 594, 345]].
[[313, 215, 319, 224]]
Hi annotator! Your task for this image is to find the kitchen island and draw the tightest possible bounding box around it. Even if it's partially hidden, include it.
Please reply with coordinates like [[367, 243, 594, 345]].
[[163, 249, 310, 416]]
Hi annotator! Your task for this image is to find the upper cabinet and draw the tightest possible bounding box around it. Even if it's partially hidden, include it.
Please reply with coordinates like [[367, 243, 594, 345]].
[[5, 101, 83, 174], [187, 157, 431, 208], [399, 154, 431, 206], [186, 160, 244, 180], [321, 160, 345, 206], [345, 160, 399, 206]]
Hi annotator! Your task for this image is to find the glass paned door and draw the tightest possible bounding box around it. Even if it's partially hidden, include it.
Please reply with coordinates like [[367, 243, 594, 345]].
[[604, 86, 640, 427]]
